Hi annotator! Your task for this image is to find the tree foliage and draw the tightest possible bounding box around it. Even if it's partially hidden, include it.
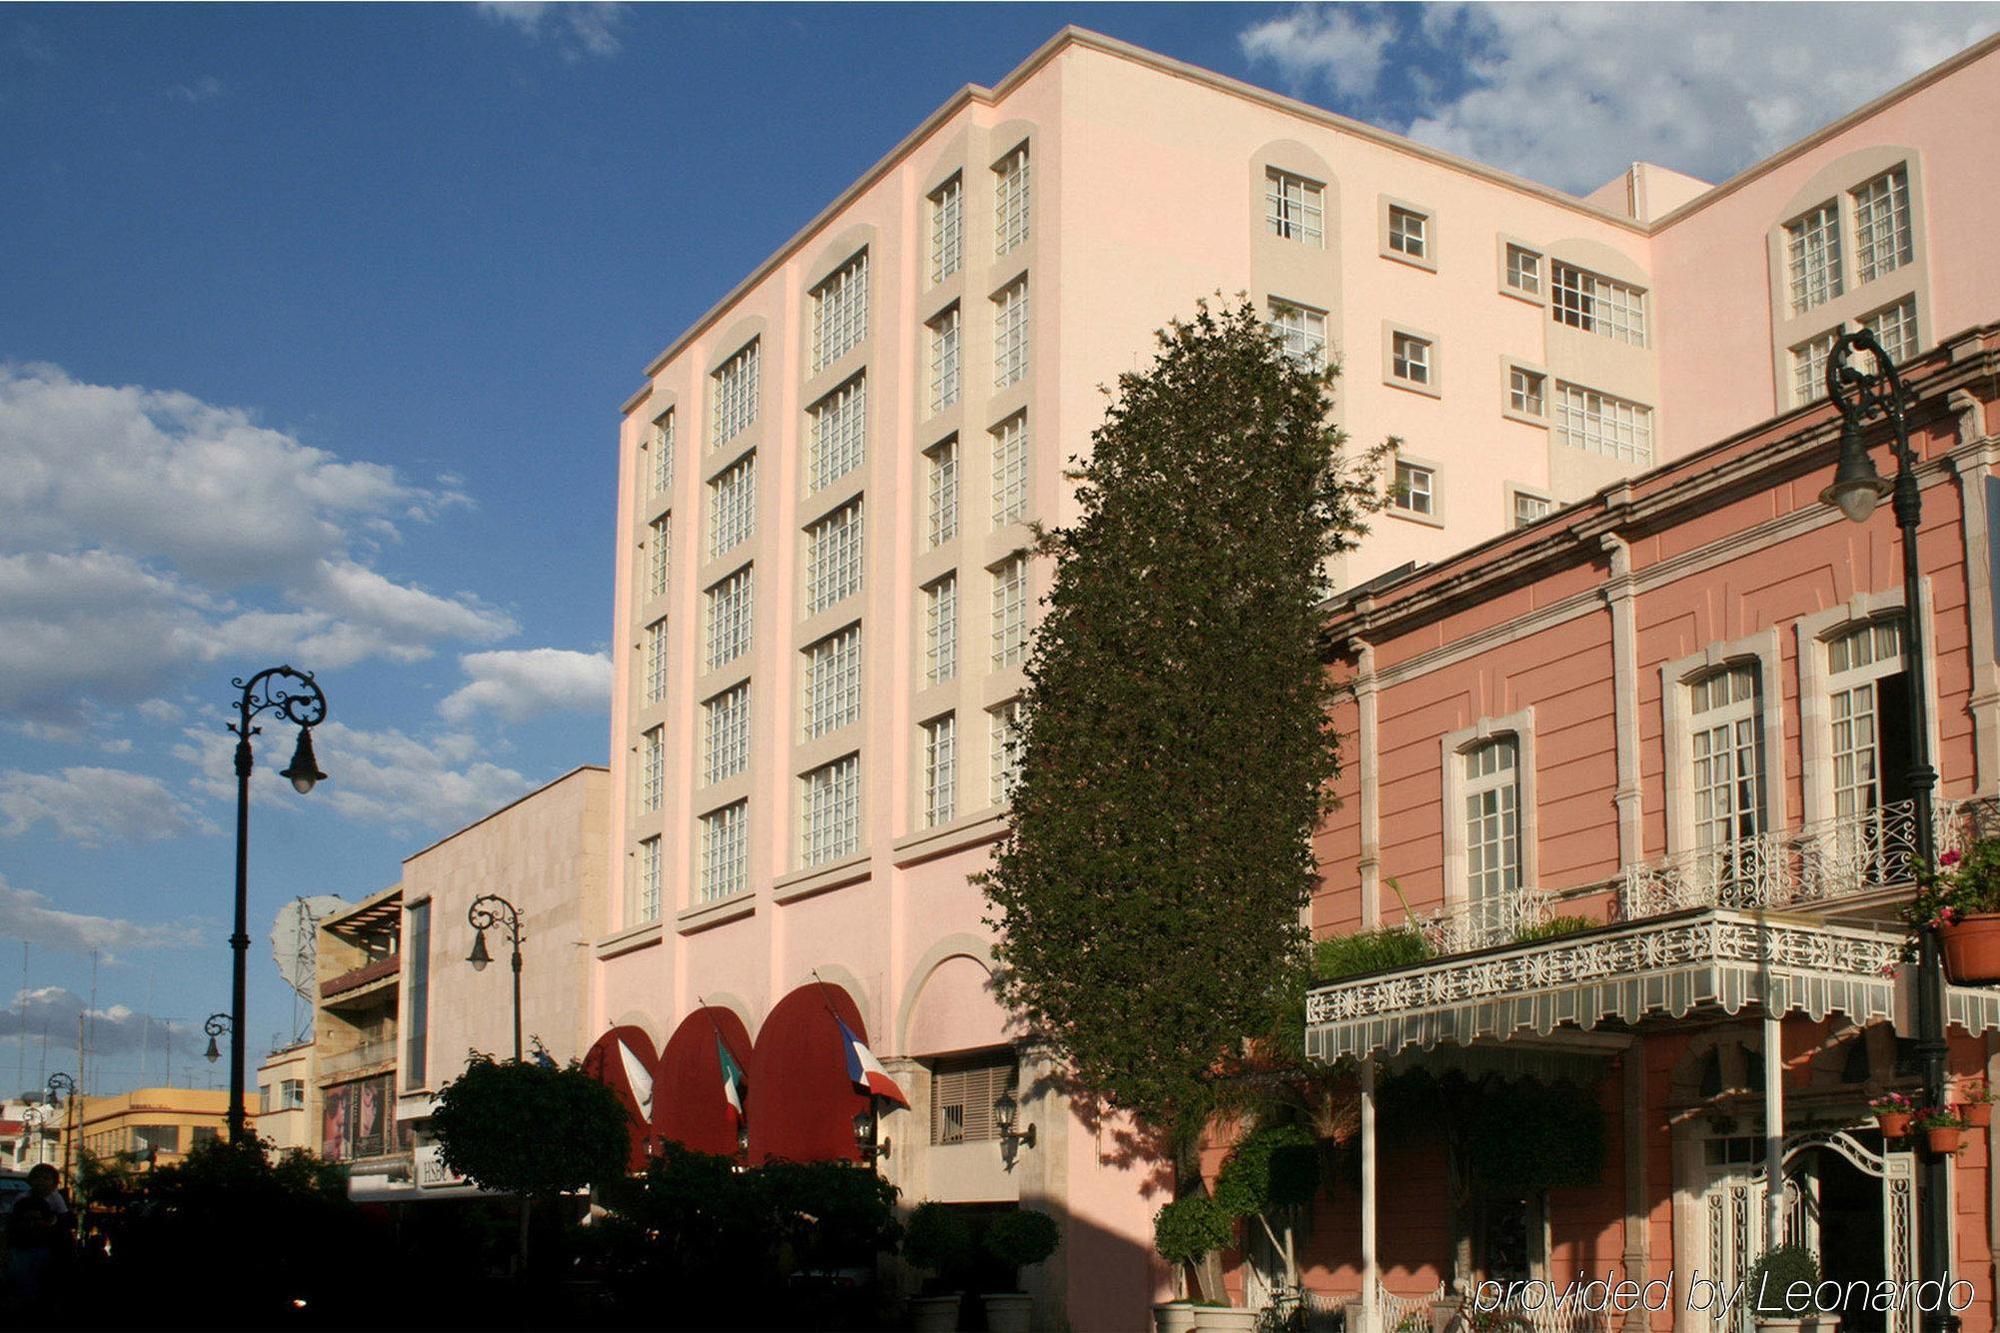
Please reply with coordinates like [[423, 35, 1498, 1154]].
[[431, 1054, 631, 1198], [980, 297, 1386, 1159]]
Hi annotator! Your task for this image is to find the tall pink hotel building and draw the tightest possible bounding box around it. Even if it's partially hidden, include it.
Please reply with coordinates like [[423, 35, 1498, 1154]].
[[596, 28, 2000, 1329]]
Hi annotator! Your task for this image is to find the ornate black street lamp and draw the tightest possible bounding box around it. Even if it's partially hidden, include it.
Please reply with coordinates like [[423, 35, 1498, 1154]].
[[44, 1072, 77, 1193], [466, 894, 524, 1062], [203, 1013, 232, 1065], [1821, 327, 1957, 1333], [226, 666, 328, 1145]]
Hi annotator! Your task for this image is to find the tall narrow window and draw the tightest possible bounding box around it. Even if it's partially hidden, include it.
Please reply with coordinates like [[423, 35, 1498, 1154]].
[[994, 279, 1030, 387], [1829, 619, 1910, 820], [1785, 202, 1843, 315], [1689, 664, 1763, 854], [637, 836, 662, 921], [923, 713, 957, 828], [702, 684, 750, 786], [926, 438, 959, 547], [641, 726, 665, 812], [1464, 739, 1521, 929], [712, 341, 759, 446], [808, 377, 866, 493], [928, 307, 961, 413], [994, 144, 1030, 255], [1791, 332, 1837, 408], [1551, 263, 1647, 345], [704, 568, 754, 671], [1269, 301, 1327, 370], [925, 574, 957, 685], [992, 413, 1028, 527], [403, 901, 429, 1090], [651, 410, 676, 496], [1852, 166, 1913, 284], [801, 754, 861, 866], [1553, 383, 1653, 464], [1265, 169, 1324, 246], [930, 174, 963, 283], [648, 515, 671, 598], [708, 453, 756, 559], [645, 618, 669, 704], [802, 625, 862, 739], [810, 251, 868, 373], [989, 698, 1024, 805], [992, 555, 1028, 669], [699, 802, 748, 902], [805, 501, 865, 614], [1864, 297, 1918, 367]]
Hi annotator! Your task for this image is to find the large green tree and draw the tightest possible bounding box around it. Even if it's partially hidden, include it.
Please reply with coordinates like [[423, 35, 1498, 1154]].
[[981, 297, 1385, 1170]]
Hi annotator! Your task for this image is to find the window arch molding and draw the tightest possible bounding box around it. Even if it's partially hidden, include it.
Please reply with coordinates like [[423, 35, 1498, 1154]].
[[1659, 628, 1787, 856], [1794, 583, 1943, 829], [1439, 707, 1538, 912]]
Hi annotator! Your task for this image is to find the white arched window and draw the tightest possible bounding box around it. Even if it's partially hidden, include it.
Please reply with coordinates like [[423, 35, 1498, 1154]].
[[1689, 663, 1764, 853]]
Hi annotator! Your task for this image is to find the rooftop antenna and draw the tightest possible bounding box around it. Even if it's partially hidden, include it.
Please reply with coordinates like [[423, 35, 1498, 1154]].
[[271, 896, 348, 1046]]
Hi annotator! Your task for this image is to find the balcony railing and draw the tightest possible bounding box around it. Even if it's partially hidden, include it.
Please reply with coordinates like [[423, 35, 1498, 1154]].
[[322, 953, 400, 999], [318, 1037, 399, 1081]]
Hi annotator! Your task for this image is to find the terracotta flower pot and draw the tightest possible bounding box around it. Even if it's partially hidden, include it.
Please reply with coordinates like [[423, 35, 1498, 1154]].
[[1927, 1126, 1962, 1154], [1962, 1102, 1993, 1129], [1877, 1111, 1913, 1137], [1940, 913, 2000, 983]]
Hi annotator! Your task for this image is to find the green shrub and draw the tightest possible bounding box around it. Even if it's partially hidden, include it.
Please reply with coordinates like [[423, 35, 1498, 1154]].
[[1214, 1122, 1320, 1218], [904, 1200, 975, 1276], [1153, 1194, 1233, 1268], [1747, 1246, 1826, 1314], [1314, 927, 1431, 981], [1512, 915, 1597, 944], [985, 1207, 1062, 1269]]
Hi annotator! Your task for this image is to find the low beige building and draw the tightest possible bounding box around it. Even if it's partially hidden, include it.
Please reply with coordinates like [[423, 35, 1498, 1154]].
[[255, 1041, 315, 1153], [75, 1088, 228, 1168]]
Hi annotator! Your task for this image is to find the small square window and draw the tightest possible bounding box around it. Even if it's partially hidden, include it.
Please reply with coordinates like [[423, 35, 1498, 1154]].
[[1505, 244, 1542, 297], [1512, 491, 1552, 529], [1509, 367, 1546, 417], [1391, 332, 1431, 386], [1388, 206, 1429, 261], [1393, 462, 1435, 516]]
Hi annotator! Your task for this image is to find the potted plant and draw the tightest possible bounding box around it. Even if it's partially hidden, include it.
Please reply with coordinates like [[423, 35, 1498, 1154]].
[[1153, 1195, 1232, 1333], [904, 1201, 973, 1333], [1746, 1246, 1837, 1333], [1912, 1105, 1967, 1155], [1956, 1079, 1997, 1129], [1870, 1092, 1916, 1138], [1903, 844, 2000, 983], [981, 1208, 1061, 1333]]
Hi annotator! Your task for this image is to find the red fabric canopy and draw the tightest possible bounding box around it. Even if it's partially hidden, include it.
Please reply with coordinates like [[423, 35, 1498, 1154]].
[[652, 1005, 754, 1158], [582, 1024, 658, 1172], [746, 983, 874, 1165]]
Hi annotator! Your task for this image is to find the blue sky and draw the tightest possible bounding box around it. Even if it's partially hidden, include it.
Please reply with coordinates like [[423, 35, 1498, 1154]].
[[3, 2, 1997, 1099]]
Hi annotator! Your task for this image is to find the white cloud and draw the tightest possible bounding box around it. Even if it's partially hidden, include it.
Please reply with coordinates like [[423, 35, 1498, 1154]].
[[1240, 3, 2000, 193], [0, 984, 192, 1061], [165, 75, 224, 104], [0, 364, 504, 721], [0, 766, 214, 846], [0, 874, 204, 959], [439, 648, 612, 723], [476, 2, 626, 59]]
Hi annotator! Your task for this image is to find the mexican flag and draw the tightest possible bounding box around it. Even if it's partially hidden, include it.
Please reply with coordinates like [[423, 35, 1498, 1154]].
[[718, 1038, 747, 1120]]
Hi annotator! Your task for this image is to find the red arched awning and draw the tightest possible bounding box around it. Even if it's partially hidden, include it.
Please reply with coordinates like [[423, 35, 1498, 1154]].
[[652, 1006, 753, 1158], [748, 983, 874, 1165], [582, 1025, 658, 1172]]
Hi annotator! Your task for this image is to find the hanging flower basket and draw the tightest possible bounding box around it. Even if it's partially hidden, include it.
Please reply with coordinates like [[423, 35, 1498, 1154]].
[[1871, 1092, 1916, 1138], [1902, 845, 2000, 984], [1957, 1079, 1997, 1128], [1941, 915, 2000, 984], [1912, 1106, 1965, 1155]]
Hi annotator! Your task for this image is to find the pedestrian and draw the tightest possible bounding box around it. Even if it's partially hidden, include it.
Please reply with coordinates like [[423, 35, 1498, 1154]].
[[6, 1163, 75, 1318]]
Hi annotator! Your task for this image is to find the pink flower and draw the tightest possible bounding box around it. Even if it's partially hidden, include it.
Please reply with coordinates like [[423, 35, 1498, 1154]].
[[1880, 963, 1900, 977], [1941, 850, 1963, 867]]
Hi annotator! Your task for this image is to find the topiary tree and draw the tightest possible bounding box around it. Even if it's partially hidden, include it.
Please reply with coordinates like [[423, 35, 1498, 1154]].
[[984, 1208, 1062, 1292], [1214, 1121, 1321, 1293], [1154, 1195, 1235, 1301], [904, 1200, 976, 1295], [980, 296, 1387, 1302]]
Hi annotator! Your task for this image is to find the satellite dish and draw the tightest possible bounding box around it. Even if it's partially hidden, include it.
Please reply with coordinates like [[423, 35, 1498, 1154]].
[[271, 895, 348, 1045]]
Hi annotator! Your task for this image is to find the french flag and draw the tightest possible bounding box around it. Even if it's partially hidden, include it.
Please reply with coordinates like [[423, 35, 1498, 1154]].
[[835, 1016, 909, 1107]]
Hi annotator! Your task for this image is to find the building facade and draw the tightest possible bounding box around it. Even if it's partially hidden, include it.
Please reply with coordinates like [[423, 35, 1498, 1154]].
[[315, 887, 412, 1198], [74, 1088, 229, 1169], [595, 27, 2000, 1329], [256, 1041, 315, 1154]]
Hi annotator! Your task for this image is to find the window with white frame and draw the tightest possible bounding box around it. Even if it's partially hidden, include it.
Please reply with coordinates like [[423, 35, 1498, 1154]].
[[1387, 205, 1428, 260], [711, 341, 759, 446], [1553, 382, 1654, 464], [650, 410, 676, 496], [992, 556, 1028, 669], [930, 1048, 1017, 1145], [636, 836, 662, 922], [1512, 492, 1552, 529], [805, 501, 864, 614], [708, 453, 756, 559], [648, 515, 671, 599], [800, 753, 861, 866], [926, 438, 958, 547], [644, 618, 668, 704], [807, 377, 866, 493], [993, 279, 1029, 387], [699, 801, 748, 901], [924, 574, 957, 685], [1853, 166, 1913, 285], [802, 625, 862, 739], [704, 568, 753, 671], [811, 251, 868, 373], [1829, 619, 1909, 820], [1265, 169, 1324, 246], [1689, 663, 1763, 851], [1864, 297, 1918, 367], [1464, 738, 1521, 910], [1392, 462, 1434, 516], [641, 726, 665, 812], [1785, 201, 1843, 315], [1505, 244, 1542, 297], [989, 698, 1024, 806], [1509, 366, 1546, 417], [923, 713, 957, 828], [992, 413, 1028, 527], [1391, 332, 1431, 386], [930, 174, 963, 283], [994, 144, 1030, 255], [1269, 301, 1326, 370], [928, 306, 961, 413], [1551, 263, 1647, 345], [702, 684, 750, 786], [1791, 332, 1837, 408]]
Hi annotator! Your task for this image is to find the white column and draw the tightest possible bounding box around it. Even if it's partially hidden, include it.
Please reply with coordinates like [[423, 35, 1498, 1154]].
[[1355, 640, 1382, 929], [1362, 1055, 1380, 1333], [1602, 534, 1644, 868], [1764, 1010, 1785, 1250]]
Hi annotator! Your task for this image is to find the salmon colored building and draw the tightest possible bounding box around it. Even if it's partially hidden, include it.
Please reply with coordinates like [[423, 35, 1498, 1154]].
[[591, 26, 2000, 1331], [1303, 328, 2000, 1333]]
